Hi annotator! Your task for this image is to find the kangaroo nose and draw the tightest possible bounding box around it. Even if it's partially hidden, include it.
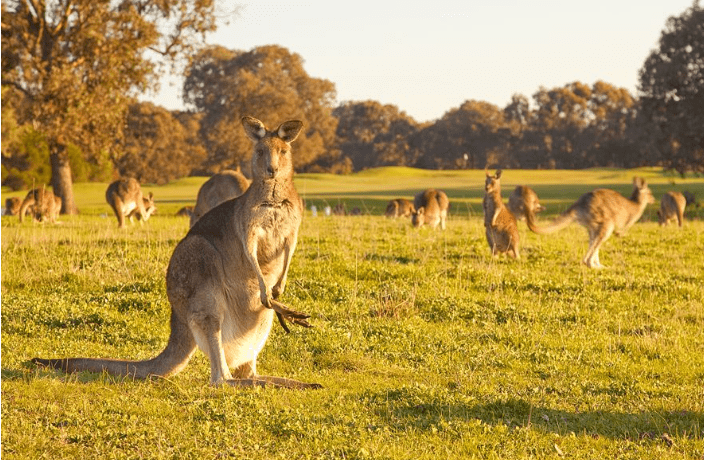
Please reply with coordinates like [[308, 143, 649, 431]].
[[267, 166, 276, 177]]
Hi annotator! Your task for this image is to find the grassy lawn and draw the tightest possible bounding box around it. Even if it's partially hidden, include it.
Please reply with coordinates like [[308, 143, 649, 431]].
[[2, 168, 703, 459]]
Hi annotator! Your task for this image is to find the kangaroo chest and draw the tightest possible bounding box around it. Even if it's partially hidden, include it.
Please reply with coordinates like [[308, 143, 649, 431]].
[[252, 205, 299, 263]]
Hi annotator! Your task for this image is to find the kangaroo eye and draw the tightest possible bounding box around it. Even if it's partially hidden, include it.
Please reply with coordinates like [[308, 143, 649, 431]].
[[257, 149, 265, 156]]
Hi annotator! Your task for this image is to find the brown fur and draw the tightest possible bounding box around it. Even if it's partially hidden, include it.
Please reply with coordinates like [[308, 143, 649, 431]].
[[106, 178, 155, 228], [526, 177, 655, 268], [332, 203, 347, 216], [483, 170, 520, 259], [176, 206, 195, 218], [658, 191, 686, 227], [19, 188, 61, 223], [385, 198, 415, 218], [190, 169, 250, 227], [33, 117, 320, 389], [508, 185, 545, 222], [4, 197, 22, 216], [412, 189, 449, 229]]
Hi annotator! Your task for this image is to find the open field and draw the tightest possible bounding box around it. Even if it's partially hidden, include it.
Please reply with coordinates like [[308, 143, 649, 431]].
[[2, 168, 704, 459]]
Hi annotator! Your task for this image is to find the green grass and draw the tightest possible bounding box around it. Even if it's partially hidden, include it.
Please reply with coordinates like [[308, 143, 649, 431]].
[[2, 168, 704, 459]]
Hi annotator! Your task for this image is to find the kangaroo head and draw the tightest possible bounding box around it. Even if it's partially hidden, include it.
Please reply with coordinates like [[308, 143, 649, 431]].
[[412, 206, 425, 227], [527, 189, 545, 213], [485, 169, 502, 193], [242, 117, 304, 182], [631, 177, 655, 205], [142, 192, 156, 220]]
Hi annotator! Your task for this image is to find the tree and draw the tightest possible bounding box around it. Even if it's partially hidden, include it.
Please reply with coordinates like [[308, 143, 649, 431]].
[[333, 100, 419, 170], [116, 103, 207, 184], [416, 100, 507, 169], [1, 0, 218, 213], [639, 1, 704, 174], [183, 45, 339, 173]]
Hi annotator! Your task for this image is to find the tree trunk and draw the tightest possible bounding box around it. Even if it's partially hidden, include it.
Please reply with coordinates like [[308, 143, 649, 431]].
[[50, 144, 78, 215]]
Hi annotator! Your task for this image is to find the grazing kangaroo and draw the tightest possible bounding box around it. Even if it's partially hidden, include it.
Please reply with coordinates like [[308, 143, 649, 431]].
[[508, 185, 545, 222], [33, 117, 320, 389], [385, 198, 415, 218], [18, 188, 61, 223], [412, 189, 449, 229], [4, 197, 22, 216], [190, 169, 250, 227], [526, 177, 654, 268], [106, 178, 155, 228], [483, 170, 520, 259], [658, 191, 686, 227]]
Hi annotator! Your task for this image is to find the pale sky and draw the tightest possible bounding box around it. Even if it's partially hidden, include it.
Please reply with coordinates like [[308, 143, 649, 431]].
[[143, 0, 695, 123]]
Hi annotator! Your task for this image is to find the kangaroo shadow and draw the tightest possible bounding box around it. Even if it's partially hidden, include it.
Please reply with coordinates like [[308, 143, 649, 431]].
[[364, 388, 702, 441]]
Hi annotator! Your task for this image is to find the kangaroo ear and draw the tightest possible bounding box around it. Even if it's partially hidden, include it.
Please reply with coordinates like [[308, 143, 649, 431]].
[[485, 168, 491, 178], [633, 177, 646, 188], [417, 206, 425, 215], [495, 169, 502, 179], [277, 120, 304, 143], [148, 192, 153, 200], [241, 116, 267, 141]]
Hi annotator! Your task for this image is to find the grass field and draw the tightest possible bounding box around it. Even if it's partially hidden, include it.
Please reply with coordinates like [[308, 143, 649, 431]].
[[2, 167, 703, 459]]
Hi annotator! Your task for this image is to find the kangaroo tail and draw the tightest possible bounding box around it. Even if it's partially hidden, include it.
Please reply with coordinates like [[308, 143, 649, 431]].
[[32, 312, 196, 379], [526, 206, 576, 235]]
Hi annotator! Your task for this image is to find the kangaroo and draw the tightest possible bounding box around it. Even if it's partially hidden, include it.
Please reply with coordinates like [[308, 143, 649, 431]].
[[18, 188, 61, 223], [657, 191, 687, 227], [508, 185, 545, 222], [33, 117, 320, 389], [332, 203, 347, 216], [106, 178, 155, 228], [412, 189, 449, 229], [4, 197, 22, 216], [190, 169, 250, 227], [385, 198, 415, 218], [483, 170, 520, 259], [127, 195, 157, 222], [526, 177, 655, 268]]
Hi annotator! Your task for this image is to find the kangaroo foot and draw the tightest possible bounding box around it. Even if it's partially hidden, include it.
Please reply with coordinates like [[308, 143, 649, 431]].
[[268, 299, 312, 332]]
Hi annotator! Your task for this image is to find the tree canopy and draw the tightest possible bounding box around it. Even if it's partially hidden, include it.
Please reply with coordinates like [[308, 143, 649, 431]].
[[639, 0, 704, 174], [183, 45, 339, 173], [1, 0, 218, 212], [117, 102, 207, 185]]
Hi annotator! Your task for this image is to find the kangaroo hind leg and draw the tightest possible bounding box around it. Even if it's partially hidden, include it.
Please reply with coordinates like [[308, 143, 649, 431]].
[[584, 225, 613, 269], [187, 292, 233, 386]]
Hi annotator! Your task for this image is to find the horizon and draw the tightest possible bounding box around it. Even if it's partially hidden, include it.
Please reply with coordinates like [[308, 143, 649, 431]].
[[142, 0, 695, 123]]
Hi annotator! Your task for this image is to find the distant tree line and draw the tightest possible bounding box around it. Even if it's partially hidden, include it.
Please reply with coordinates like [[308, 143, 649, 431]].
[[2, 1, 702, 196]]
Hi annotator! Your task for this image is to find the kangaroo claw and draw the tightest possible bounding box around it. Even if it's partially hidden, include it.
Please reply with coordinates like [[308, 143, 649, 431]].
[[268, 299, 312, 330]]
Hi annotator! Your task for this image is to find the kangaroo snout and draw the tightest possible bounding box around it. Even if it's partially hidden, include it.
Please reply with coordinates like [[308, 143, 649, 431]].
[[266, 166, 277, 177]]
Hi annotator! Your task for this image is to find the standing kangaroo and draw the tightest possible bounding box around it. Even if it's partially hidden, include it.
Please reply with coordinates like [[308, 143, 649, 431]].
[[483, 170, 520, 259], [33, 117, 320, 389], [657, 191, 687, 227], [190, 169, 250, 227], [106, 178, 156, 228], [508, 185, 545, 222], [412, 189, 449, 229], [18, 188, 61, 223], [526, 177, 654, 268]]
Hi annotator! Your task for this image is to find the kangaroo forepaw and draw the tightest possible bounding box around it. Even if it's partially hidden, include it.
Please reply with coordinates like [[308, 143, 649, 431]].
[[269, 299, 313, 330]]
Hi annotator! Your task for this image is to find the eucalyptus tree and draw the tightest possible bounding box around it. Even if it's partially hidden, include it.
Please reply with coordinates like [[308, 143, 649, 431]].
[[1, 0, 219, 213], [183, 45, 338, 173], [639, 1, 704, 174]]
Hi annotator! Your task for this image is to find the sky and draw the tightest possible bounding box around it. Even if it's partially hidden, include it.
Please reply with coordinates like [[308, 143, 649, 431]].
[[143, 0, 696, 123]]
